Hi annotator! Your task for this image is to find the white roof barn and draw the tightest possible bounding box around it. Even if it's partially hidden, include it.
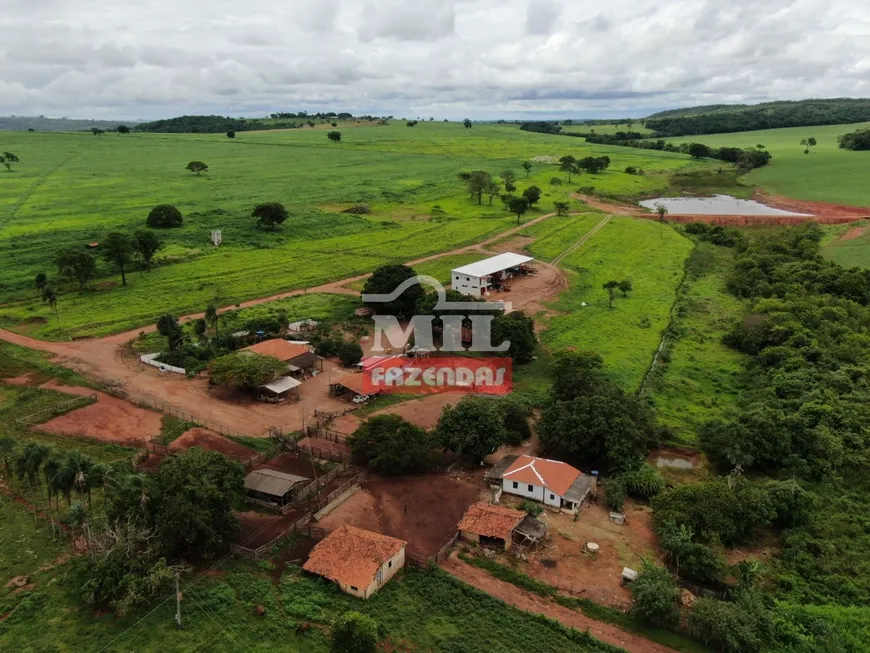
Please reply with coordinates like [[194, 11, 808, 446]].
[[452, 253, 534, 278], [451, 252, 535, 298]]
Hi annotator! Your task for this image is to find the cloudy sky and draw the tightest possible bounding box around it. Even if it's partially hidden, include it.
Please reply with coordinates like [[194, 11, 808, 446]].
[[1, 0, 868, 120]]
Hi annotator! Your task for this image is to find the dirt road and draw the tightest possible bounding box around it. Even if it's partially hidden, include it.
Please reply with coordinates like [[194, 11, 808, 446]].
[[0, 211, 565, 437], [441, 554, 678, 653]]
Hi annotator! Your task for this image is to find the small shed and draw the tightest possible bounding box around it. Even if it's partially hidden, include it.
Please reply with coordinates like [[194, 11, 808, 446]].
[[514, 514, 549, 547], [457, 502, 525, 550], [288, 351, 322, 377], [244, 468, 308, 508], [329, 373, 374, 402], [257, 376, 301, 403], [288, 319, 318, 334]]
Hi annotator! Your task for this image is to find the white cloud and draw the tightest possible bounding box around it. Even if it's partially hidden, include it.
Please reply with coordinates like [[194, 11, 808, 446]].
[[0, 0, 865, 119]]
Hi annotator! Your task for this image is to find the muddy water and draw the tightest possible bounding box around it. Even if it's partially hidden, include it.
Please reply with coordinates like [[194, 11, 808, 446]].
[[640, 195, 812, 216]]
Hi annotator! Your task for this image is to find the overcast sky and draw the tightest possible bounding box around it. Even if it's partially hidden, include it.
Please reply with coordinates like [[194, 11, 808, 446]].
[[1, 0, 868, 120]]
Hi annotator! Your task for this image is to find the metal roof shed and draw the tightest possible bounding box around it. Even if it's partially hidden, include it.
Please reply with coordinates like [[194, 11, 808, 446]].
[[451, 253, 534, 278], [244, 469, 308, 508]]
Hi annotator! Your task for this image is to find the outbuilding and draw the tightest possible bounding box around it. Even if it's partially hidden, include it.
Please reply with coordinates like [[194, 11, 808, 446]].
[[244, 468, 308, 508], [457, 502, 526, 550], [486, 454, 594, 516], [451, 252, 534, 297], [256, 375, 301, 403]]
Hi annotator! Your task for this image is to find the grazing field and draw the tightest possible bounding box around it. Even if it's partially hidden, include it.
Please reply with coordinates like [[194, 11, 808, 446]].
[[540, 217, 693, 389], [821, 221, 870, 268], [520, 213, 606, 261], [0, 123, 709, 340], [643, 242, 747, 445], [666, 122, 870, 207]]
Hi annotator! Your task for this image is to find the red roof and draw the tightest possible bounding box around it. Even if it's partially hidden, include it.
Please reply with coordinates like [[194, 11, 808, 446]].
[[458, 502, 525, 540], [502, 455, 581, 497], [303, 526, 406, 589], [243, 339, 309, 362]]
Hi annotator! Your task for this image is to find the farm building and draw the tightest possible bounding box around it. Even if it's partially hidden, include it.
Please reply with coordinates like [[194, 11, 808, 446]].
[[244, 468, 308, 508], [243, 339, 322, 377], [457, 502, 525, 550], [329, 372, 377, 403], [256, 375, 301, 403], [288, 319, 318, 334], [303, 525, 406, 599], [451, 252, 534, 297], [486, 455, 594, 516]]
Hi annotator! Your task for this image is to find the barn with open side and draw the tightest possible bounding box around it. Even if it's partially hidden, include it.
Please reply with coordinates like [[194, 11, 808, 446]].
[[244, 468, 308, 508], [451, 252, 535, 297], [457, 502, 526, 550]]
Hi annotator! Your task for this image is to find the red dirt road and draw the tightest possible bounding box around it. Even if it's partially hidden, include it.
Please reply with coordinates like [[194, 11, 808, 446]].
[[441, 553, 678, 653]]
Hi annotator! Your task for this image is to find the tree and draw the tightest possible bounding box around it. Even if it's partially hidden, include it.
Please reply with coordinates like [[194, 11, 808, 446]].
[[630, 561, 680, 628], [800, 136, 817, 154], [484, 180, 501, 205], [508, 196, 529, 224], [554, 201, 570, 216], [147, 204, 183, 228], [101, 232, 133, 287], [42, 283, 59, 324], [252, 202, 289, 229], [117, 125, 130, 134], [559, 156, 579, 182], [522, 160, 532, 177], [186, 161, 208, 175], [226, 130, 235, 138], [499, 169, 516, 188], [463, 118, 472, 129], [91, 128, 105, 138], [603, 280, 620, 309], [0, 151, 19, 171], [522, 185, 541, 207], [502, 396, 532, 444], [577, 156, 610, 174], [209, 352, 286, 390], [458, 170, 493, 205], [362, 264, 423, 320], [348, 415, 432, 475], [337, 341, 364, 367], [549, 177, 563, 188], [688, 143, 711, 159], [132, 230, 163, 271], [0, 436, 17, 482], [617, 279, 633, 297], [435, 395, 507, 463], [327, 131, 342, 142], [156, 313, 185, 352], [205, 303, 220, 340], [491, 311, 536, 363], [35, 272, 47, 291], [331, 611, 378, 653], [55, 248, 96, 289], [150, 448, 244, 559], [655, 204, 667, 222]]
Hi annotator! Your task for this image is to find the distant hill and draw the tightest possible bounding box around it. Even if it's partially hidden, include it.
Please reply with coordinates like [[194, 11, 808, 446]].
[[135, 112, 386, 133], [644, 98, 870, 136], [0, 116, 136, 132]]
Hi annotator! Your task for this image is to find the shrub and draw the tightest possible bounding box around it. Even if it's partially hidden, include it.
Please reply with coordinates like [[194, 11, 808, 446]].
[[630, 561, 680, 628], [688, 592, 773, 653], [620, 463, 664, 499], [519, 500, 544, 517], [337, 341, 363, 367], [146, 204, 183, 228], [331, 611, 378, 653], [502, 396, 532, 445], [603, 477, 627, 512]]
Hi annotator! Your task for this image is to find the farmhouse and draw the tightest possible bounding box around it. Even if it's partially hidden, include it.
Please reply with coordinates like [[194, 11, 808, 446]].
[[244, 468, 308, 508], [457, 502, 525, 550], [303, 525, 406, 599], [486, 455, 594, 516], [243, 339, 321, 377], [451, 252, 534, 297]]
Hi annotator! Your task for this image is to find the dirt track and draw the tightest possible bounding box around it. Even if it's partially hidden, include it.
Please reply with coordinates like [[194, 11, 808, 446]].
[[441, 553, 679, 653]]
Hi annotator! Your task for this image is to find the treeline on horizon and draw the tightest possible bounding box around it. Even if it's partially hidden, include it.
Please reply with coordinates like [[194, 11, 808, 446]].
[[134, 112, 389, 133]]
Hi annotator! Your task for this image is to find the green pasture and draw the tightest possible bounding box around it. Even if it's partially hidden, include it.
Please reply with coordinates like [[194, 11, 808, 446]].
[[822, 220, 870, 268], [540, 217, 693, 390], [562, 122, 654, 136], [521, 213, 606, 261], [666, 122, 870, 207], [0, 123, 707, 339], [643, 242, 747, 444]]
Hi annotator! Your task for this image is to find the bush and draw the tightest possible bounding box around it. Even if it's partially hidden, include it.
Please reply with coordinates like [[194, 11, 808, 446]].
[[146, 204, 183, 228], [519, 500, 544, 517], [331, 611, 378, 653], [620, 464, 663, 499], [630, 561, 680, 628], [502, 396, 532, 444], [603, 477, 627, 512], [337, 341, 363, 367], [688, 593, 773, 653]]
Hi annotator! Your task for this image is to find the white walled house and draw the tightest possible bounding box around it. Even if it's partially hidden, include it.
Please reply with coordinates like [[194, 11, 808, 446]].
[[486, 455, 594, 516], [451, 252, 534, 297]]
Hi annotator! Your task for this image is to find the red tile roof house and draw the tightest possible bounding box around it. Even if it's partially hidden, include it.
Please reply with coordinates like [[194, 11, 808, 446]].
[[485, 455, 594, 515], [303, 526, 406, 599]]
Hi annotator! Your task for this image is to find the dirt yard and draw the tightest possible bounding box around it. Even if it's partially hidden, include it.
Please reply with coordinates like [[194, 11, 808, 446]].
[[316, 473, 484, 557], [296, 436, 351, 459], [330, 394, 461, 434], [482, 261, 568, 319], [500, 499, 660, 608], [256, 451, 322, 479], [168, 427, 256, 461], [35, 380, 162, 445]]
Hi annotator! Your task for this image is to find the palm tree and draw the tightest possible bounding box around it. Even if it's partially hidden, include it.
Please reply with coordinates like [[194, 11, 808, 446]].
[[68, 501, 90, 543], [61, 452, 95, 507], [42, 454, 62, 508], [0, 436, 17, 483], [16, 443, 50, 487], [205, 304, 220, 340]]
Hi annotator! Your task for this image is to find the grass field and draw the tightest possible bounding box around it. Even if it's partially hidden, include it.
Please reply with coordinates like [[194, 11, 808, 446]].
[[821, 220, 870, 268], [540, 217, 693, 390], [666, 122, 870, 207], [643, 242, 747, 445], [0, 123, 709, 339]]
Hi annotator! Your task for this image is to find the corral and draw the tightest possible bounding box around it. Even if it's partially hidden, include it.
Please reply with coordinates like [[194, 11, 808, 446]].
[[316, 473, 483, 558]]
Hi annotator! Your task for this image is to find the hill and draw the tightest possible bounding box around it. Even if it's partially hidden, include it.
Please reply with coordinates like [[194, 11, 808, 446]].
[[644, 98, 870, 136], [0, 116, 135, 132]]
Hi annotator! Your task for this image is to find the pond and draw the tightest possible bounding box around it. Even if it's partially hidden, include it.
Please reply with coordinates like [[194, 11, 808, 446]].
[[639, 194, 812, 216]]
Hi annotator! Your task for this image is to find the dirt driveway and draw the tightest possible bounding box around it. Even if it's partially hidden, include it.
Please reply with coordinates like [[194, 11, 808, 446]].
[[441, 553, 678, 653]]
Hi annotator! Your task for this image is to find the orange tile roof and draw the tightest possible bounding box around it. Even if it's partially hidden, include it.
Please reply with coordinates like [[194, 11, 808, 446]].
[[243, 339, 309, 362], [458, 502, 525, 540], [303, 526, 406, 589], [332, 372, 368, 395], [502, 455, 581, 497]]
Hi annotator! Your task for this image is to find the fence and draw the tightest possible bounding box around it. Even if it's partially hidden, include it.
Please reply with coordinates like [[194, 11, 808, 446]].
[[15, 392, 97, 427], [304, 425, 349, 444], [231, 513, 313, 559], [113, 393, 248, 439], [286, 438, 350, 463], [432, 533, 458, 565], [294, 464, 348, 505], [139, 353, 186, 375]]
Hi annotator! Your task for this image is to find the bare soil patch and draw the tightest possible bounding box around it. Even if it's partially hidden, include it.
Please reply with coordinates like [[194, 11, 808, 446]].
[[35, 383, 162, 445], [838, 225, 868, 241], [256, 451, 322, 480], [330, 414, 362, 436], [297, 437, 351, 459], [317, 473, 482, 558], [235, 506, 309, 549], [367, 394, 461, 431], [168, 427, 256, 461], [2, 372, 38, 385], [482, 262, 568, 318]]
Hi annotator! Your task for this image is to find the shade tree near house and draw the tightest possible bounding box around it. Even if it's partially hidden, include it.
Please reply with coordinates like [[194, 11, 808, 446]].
[[208, 351, 286, 390], [435, 395, 507, 463], [337, 341, 364, 367], [348, 414, 432, 475], [362, 263, 423, 320], [331, 611, 379, 653]]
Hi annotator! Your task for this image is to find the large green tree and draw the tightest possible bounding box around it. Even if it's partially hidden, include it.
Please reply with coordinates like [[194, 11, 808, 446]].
[[55, 248, 97, 289], [146, 204, 183, 228], [491, 310, 536, 363], [362, 264, 423, 320], [348, 415, 432, 475], [252, 202, 289, 229], [630, 561, 680, 628], [435, 395, 507, 463], [101, 232, 134, 287], [132, 230, 163, 270], [209, 352, 286, 390]]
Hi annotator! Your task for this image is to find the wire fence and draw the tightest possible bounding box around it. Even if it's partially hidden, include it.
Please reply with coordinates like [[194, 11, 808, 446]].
[[15, 392, 97, 427]]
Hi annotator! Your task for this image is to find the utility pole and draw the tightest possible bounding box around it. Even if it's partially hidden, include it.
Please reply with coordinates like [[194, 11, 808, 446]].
[[175, 573, 182, 628]]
